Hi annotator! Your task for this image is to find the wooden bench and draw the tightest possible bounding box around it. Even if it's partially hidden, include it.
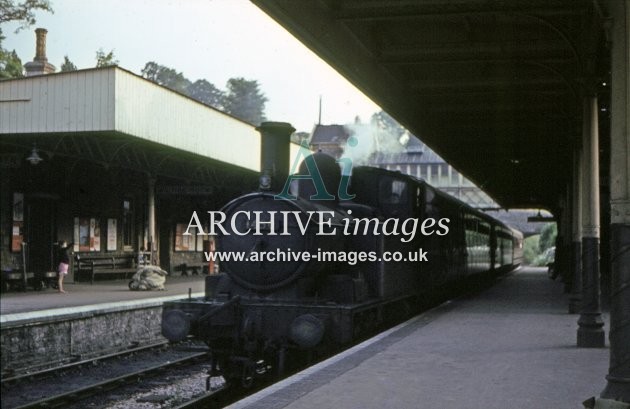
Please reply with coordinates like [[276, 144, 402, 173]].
[[75, 254, 137, 284], [176, 263, 207, 276]]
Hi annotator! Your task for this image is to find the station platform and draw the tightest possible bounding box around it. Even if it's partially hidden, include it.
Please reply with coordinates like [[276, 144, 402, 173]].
[[0, 275, 205, 317], [228, 267, 610, 409], [1, 274, 206, 374]]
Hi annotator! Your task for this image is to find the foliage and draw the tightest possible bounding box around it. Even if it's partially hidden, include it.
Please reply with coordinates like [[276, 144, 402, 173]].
[[187, 79, 224, 108], [223, 77, 268, 125], [538, 222, 557, 253], [523, 235, 540, 265], [141, 61, 191, 94], [0, 38, 21, 76], [371, 110, 405, 139], [369, 110, 408, 154], [0, 0, 52, 78], [140, 62, 268, 123], [532, 247, 555, 267], [291, 131, 310, 144], [523, 229, 557, 267], [60, 55, 76, 71], [0, 48, 23, 78], [0, 0, 53, 29], [0, 28, 24, 78], [95, 48, 118, 67]]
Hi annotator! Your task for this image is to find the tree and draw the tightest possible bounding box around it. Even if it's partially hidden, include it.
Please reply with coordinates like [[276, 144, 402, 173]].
[[0, 0, 53, 78], [0, 48, 24, 78], [139, 62, 267, 121], [223, 77, 268, 125], [95, 48, 118, 67], [0, 29, 24, 78], [141, 61, 191, 94], [538, 222, 557, 253], [371, 110, 405, 139], [291, 131, 310, 145], [187, 79, 224, 109], [60, 55, 76, 71], [0, 0, 53, 29], [370, 110, 407, 154], [523, 235, 540, 265]]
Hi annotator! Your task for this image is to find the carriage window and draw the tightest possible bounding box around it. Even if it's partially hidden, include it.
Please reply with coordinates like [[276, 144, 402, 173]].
[[379, 179, 407, 204]]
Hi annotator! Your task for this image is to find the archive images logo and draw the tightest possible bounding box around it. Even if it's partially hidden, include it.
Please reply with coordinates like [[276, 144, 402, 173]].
[[274, 139, 358, 201]]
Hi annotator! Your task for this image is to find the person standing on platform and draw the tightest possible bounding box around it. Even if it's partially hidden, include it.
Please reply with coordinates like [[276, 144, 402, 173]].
[[57, 241, 71, 293]]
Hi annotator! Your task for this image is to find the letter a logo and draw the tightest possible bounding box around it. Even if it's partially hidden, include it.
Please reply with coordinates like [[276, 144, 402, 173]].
[[275, 142, 335, 200]]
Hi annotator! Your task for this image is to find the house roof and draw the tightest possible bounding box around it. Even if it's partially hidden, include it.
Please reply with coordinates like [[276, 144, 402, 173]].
[[310, 124, 350, 145], [371, 135, 445, 165]]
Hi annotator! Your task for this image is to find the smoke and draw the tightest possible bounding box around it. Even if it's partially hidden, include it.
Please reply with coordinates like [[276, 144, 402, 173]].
[[341, 122, 406, 168]]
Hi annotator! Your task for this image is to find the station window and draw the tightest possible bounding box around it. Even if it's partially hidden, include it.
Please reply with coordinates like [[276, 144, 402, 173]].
[[423, 165, 432, 182], [174, 223, 204, 252], [438, 164, 450, 186], [451, 169, 460, 186]]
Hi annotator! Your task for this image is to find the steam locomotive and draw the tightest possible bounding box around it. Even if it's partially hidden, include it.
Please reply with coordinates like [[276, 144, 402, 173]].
[[161, 122, 523, 387]]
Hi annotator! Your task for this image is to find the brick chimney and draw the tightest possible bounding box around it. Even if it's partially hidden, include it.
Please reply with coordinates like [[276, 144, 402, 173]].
[[24, 28, 56, 76]]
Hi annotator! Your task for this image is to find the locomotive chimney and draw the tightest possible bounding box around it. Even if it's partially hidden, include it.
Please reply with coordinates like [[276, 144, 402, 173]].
[[24, 28, 56, 76], [256, 121, 295, 192]]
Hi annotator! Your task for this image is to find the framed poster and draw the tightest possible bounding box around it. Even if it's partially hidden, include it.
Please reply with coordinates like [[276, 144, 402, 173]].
[[91, 218, 101, 251], [75, 217, 101, 252], [107, 218, 117, 251], [11, 193, 24, 252], [175, 223, 197, 252], [11, 221, 23, 252], [79, 218, 90, 251]]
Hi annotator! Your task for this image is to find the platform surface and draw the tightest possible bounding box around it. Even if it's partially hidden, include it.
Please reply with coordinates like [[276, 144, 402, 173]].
[[0, 275, 205, 316], [228, 267, 610, 409]]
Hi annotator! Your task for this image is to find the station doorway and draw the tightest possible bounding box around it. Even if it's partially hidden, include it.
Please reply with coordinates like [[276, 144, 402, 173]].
[[25, 196, 57, 277]]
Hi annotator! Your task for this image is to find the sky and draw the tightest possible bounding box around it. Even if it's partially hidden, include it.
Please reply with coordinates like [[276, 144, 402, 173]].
[[3, 0, 382, 133]]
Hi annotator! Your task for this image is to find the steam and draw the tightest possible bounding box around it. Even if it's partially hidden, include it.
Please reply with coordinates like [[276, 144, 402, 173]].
[[341, 122, 406, 169]]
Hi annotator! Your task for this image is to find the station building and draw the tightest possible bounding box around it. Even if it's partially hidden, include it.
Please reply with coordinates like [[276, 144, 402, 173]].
[[0, 65, 296, 283]]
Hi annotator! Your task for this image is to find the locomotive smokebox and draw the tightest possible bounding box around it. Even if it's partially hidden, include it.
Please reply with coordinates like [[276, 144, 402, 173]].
[[257, 121, 295, 192]]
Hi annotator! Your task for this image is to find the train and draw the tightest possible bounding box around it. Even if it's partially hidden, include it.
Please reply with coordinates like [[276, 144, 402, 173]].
[[161, 122, 523, 387]]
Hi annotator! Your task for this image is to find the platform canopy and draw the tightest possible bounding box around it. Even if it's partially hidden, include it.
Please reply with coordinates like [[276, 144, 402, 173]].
[[252, 0, 610, 211], [0, 67, 305, 186]]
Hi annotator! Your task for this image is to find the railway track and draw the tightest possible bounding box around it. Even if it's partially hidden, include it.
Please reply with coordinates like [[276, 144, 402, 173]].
[[8, 351, 209, 409], [2, 346, 207, 408], [1, 340, 172, 385]]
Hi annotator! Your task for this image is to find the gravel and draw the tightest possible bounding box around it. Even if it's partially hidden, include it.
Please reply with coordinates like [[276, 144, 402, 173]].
[[1, 341, 211, 409]]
